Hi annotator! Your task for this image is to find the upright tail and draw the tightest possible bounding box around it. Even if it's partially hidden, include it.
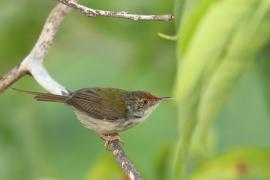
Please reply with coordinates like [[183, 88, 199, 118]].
[[11, 87, 68, 103]]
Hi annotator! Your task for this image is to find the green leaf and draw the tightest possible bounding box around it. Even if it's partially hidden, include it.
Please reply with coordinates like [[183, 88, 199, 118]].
[[190, 148, 270, 180], [196, 0, 270, 149], [177, 0, 217, 54], [174, 0, 215, 36], [173, 0, 186, 29], [174, 0, 258, 101], [171, 93, 199, 180], [172, 0, 270, 179]]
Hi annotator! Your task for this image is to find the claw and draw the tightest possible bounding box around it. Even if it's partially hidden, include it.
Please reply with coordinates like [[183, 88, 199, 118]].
[[99, 133, 123, 149], [101, 133, 121, 141]]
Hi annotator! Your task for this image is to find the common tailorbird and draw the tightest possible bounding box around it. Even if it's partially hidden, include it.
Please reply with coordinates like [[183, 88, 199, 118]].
[[12, 87, 171, 141]]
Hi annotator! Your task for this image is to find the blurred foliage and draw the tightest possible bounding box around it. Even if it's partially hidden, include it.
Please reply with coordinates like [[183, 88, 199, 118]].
[[173, 0, 270, 179], [1, 0, 270, 180], [86, 155, 123, 180], [256, 44, 270, 112], [190, 148, 270, 180]]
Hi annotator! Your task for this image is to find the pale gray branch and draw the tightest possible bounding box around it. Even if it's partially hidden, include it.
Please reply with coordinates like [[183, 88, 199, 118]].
[[57, 0, 174, 21], [30, 4, 71, 60], [0, 3, 71, 95]]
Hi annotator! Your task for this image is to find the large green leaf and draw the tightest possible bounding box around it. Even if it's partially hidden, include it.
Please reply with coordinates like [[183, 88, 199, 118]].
[[174, 0, 216, 38], [174, 0, 258, 102], [177, 0, 217, 54], [196, 0, 270, 149], [172, 0, 270, 179], [173, 0, 186, 29], [171, 93, 199, 180]]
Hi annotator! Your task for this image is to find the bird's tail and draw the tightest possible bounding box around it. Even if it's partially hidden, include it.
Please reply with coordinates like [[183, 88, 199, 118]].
[[11, 87, 67, 103]]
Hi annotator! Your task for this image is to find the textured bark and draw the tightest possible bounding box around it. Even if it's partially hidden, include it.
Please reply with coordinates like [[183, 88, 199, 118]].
[[108, 141, 143, 180], [58, 0, 173, 21], [0, 64, 26, 93]]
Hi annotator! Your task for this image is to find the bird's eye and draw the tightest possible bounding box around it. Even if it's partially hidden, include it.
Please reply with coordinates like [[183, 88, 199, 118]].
[[143, 100, 148, 105]]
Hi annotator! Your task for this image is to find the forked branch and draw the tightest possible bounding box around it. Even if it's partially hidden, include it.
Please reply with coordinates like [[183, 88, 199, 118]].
[[0, 3, 70, 95]]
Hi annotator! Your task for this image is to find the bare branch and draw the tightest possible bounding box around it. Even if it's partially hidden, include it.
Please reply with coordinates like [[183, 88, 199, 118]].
[[108, 140, 143, 180], [57, 0, 174, 21], [0, 64, 27, 93], [0, 3, 71, 95], [30, 4, 71, 60]]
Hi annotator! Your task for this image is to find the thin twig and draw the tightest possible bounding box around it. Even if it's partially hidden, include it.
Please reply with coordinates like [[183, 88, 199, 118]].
[[0, 1, 146, 180], [57, 0, 174, 21], [108, 140, 143, 180]]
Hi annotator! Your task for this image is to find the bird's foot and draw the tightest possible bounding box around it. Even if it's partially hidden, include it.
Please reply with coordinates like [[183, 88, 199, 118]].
[[100, 133, 121, 141], [100, 133, 123, 149]]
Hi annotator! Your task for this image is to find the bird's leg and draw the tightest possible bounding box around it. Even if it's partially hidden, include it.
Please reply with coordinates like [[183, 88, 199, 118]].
[[100, 133, 121, 141], [99, 133, 123, 149]]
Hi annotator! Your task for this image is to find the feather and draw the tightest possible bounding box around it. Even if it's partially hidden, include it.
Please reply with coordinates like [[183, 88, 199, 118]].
[[11, 87, 67, 103], [66, 88, 128, 121]]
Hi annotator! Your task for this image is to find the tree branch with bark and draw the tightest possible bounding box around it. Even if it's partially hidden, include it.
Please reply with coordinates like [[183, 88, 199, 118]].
[[57, 0, 173, 21], [0, 1, 173, 180]]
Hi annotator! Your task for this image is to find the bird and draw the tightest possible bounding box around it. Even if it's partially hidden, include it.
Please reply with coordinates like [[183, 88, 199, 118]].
[[12, 87, 171, 142]]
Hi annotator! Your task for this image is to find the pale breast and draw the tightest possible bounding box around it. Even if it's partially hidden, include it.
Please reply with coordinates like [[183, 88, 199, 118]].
[[73, 109, 145, 134], [72, 102, 158, 134]]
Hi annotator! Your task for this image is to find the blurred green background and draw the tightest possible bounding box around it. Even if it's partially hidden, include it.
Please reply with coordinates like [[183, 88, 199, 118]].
[[1, 0, 270, 180]]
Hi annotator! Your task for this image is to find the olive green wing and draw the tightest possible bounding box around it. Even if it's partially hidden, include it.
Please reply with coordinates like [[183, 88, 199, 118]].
[[66, 88, 127, 121]]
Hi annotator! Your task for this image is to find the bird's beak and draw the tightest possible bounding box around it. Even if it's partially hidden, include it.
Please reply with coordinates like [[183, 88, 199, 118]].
[[159, 96, 173, 102]]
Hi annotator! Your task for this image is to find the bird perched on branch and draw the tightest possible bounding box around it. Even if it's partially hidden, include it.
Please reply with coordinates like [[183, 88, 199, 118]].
[[12, 87, 171, 142]]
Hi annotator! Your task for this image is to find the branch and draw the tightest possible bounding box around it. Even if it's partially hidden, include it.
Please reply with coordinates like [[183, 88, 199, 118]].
[[0, 64, 27, 93], [57, 0, 174, 21], [0, 1, 146, 180], [0, 3, 70, 95], [108, 141, 143, 180]]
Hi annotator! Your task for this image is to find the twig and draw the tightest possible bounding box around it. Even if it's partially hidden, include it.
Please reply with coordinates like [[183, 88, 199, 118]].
[[157, 32, 178, 41], [108, 141, 143, 180], [0, 1, 150, 180], [57, 0, 174, 21]]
